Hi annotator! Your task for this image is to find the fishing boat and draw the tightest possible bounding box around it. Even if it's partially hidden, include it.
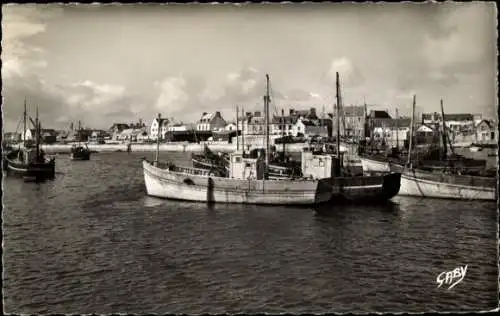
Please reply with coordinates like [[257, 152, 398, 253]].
[[70, 120, 91, 161], [361, 96, 497, 201], [4, 100, 55, 181]]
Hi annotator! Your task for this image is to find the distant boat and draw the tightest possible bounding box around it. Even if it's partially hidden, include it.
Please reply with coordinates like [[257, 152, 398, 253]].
[[70, 120, 91, 161], [70, 144, 91, 160], [4, 99, 55, 181]]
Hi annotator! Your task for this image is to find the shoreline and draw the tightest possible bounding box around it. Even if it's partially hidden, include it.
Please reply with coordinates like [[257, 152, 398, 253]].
[[20, 141, 477, 155], [38, 142, 321, 154]]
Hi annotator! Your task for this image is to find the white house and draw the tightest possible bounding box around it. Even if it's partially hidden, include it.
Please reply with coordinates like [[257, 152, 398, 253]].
[[225, 123, 237, 131], [422, 112, 474, 133], [150, 116, 169, 140], [475, 119, 497, 143], [196, 111, 226, 131]]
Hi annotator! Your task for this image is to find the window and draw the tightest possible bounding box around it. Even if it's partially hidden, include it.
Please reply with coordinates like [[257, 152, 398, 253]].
[[491, 132, 495, 139], [235, 156, 241, 163], [245, 163, 251, 168]]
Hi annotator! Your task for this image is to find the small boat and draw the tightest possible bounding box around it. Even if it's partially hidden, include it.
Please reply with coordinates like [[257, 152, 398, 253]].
[[70, 144, 91, 160], [70, 120, 91, 160], [5, 100, 56, 181], [469, 145, 482, 152]]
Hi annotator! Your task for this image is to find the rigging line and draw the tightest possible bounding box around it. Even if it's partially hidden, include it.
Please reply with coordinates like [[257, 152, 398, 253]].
[[14, 116, 23, 134], [268, 80, 281, 126]]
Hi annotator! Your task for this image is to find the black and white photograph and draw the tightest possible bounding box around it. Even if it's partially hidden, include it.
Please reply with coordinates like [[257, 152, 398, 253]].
[[1, 2, 498, 314]]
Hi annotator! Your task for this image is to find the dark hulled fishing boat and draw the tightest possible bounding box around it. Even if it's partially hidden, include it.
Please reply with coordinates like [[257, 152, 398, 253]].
[[70, 121, 91, 161], [4, 100, 56, 181]]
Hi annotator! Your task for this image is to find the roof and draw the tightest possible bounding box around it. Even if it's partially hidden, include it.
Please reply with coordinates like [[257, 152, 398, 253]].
[[416, 123, 437, 132], [199, 111, 222, 121], [372, 118, 412, 128], [201, 113, 214, 120], [422, 113, 474, 122], [342, 106, 365, 117], [369, 110, 391, 119], [476, 119, 493, 128], [110, 123, 130, 129], [445, 113, 473, 121]]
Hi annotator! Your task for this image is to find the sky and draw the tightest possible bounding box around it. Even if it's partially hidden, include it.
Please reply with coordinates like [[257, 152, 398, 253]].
[[1, 2, 498, 132]]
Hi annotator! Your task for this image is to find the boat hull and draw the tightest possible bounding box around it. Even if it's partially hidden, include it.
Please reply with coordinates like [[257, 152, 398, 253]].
[[360, 156, 496, 201], [70, 150, 91, 160], [397, 168, 496, 201], [360, 156, 391, 173], [143, 160, 333, 205], [330, 172, 401, 203], [5, 156, 55, 180]]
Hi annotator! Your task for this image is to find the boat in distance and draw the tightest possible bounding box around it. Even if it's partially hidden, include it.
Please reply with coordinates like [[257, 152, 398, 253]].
[[70, 144, 91, 161]]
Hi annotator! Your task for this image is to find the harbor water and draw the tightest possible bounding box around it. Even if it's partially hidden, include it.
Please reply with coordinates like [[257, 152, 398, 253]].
[[2, 152, 498, 313]]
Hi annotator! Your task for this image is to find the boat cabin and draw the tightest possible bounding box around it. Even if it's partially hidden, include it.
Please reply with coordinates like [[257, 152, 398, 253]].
[[17, 147, 42, 165], [301, 147, 343, 179], [228, 150, 265, 180]]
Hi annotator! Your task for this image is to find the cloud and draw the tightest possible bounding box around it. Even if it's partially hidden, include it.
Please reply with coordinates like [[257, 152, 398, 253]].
[[2, 4, 495, 131], [285, 89, 323, 102], [1, 5, 62, 80], [323, 57, 365, 87], [153, 77, 189, 112]]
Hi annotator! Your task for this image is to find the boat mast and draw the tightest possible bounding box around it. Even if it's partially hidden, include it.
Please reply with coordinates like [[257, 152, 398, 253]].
[[407, 95, 416, 167], [395, 108, 399, 149], [440, 98, 448, 159], [335, 72, 341, 161], [35, 105, 40, 160], [264, 74, 270, 179], [23, 98, 27, 145], [236, 105, 239, 151], [282, 108, 285, 159], [78, 120, 82, 146], [241, 107, 245, 155], [154, 113, 161, 166]]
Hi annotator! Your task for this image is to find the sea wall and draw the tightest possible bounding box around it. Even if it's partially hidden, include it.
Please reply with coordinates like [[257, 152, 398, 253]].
[[39, 142, 338, 154]]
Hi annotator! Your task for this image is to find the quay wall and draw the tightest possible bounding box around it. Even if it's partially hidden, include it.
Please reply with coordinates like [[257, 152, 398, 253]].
[[39, 142, 338, 154]]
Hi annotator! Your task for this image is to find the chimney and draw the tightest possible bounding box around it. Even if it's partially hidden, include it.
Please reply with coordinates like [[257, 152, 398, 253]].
[[310, 107, 316, 116], [215, 111, 221, 117], [254, 111, 261, 117], [202, 112, 207, 116], [289, 109, 295, 116]]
